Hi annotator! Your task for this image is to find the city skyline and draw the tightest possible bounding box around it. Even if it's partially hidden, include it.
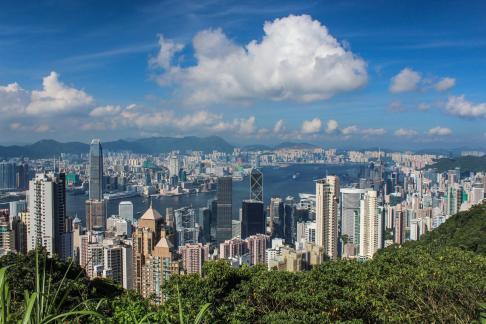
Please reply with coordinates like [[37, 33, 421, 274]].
[[1, 1, 486, 148]]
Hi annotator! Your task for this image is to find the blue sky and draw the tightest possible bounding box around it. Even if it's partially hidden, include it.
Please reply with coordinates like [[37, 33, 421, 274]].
[[1, 0, 486, 149]]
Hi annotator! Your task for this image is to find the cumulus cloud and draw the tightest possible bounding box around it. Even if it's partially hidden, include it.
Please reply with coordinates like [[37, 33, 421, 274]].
[[149, 34, 184, 70], [389, 68, 421, 93], [394, 128, 418, 137], [0, 82, 29, 115], [435, 77, 455, 91], [213, 116, 257, 135], [273, 119, 285, 133], [26, 72, 93, 115], [428, 126, 452, 136], [153, 14, 367, 105], [445, 95, 486, 118], [341, 125, 359, 135], [301, 118, 322, 134], [325, 119, 338, 133]]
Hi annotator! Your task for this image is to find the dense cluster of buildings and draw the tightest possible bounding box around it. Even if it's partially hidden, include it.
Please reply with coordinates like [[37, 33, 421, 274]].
[[0, 141, 484, 303]]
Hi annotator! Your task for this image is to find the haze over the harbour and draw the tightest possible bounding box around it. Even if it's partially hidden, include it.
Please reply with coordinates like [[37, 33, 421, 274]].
[[1, 1, 486, 149]]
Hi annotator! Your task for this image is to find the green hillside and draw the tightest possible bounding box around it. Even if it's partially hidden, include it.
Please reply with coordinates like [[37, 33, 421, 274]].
[[427, 156, 486, 173], [1, 204, 486, 322]]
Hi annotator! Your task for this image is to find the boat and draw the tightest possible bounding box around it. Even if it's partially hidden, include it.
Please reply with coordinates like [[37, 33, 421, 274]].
[[104, 191, 140, 200]]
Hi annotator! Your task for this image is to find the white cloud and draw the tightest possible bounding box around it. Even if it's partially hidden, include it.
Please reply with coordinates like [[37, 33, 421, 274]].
[[341, 125, 359, 135], [273, 119, 285, 133], [301, 118, 322, 134], [0, 82, 29, 115], [394, 128, 418, 137], [325, 119, 338, 133], [361, 128, 387, 136], [389, 68, 421, 93], [434, 77, 455, 91], [154, 14, 367, 105], [445, 95, 486, 118], [213, 116, 257, 135], [89, 105, 122, 117], [26, 72, 93, 115], [428, 126, 452, 136], [149, 34, 184, 70]]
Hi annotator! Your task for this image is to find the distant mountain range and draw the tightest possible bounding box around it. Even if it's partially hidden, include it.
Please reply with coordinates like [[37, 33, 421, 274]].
[[0, 137, 320, 158], [0, 136, 234, 158]]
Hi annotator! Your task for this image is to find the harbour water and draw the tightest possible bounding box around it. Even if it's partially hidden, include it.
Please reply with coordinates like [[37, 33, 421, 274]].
[[60, 164, 363, 224]]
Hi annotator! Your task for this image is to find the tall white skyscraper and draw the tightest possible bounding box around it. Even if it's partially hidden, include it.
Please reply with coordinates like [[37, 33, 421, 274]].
[[168, 154, 180, 178], [359, 190, 380, 259], [28, 173, 69, 257], [118, 201, 134, 222], [315, 176, 339, 260]]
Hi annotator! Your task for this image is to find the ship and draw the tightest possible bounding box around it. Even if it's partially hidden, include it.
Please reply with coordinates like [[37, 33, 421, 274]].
[[103, 191, 140, 200]]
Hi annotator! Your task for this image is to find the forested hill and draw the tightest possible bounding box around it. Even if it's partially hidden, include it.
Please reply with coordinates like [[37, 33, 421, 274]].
[[0, 203, 485, 322], [426, 155, 486, 173]]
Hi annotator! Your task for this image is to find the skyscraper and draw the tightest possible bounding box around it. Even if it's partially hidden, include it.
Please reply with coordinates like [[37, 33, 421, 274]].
[[89, 139, 103, 200], [315, 176, 339, 260], [216, 176, 232, 242], [28, 173, 69, 258], [250, 168, 263, 202], [0, 162, 16, 190], [87, 139, 105, 231], [340, 188, 367, 255], [86, 199, 106, 231], [359, 190, 380, 259], [241, 200, 265, 239]]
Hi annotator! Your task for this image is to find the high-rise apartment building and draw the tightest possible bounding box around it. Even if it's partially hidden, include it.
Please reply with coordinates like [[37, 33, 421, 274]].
[[315, 176, 339, 260], [27, 173, 70, 258], [246, 234, 268, 265], [179, 243, 209, 274], [359, 190, 381, 259], [216, 176, 232, 243]]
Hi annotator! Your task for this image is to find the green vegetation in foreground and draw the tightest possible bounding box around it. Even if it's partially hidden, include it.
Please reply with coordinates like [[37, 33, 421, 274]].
[[1, 204, 486, 323], [426, 155, 486, 173]]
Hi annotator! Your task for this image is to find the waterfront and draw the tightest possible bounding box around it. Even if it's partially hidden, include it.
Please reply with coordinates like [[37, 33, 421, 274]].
[[65, 164, 363, 224]]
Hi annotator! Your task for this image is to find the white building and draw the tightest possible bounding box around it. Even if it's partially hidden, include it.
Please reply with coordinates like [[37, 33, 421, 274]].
[[118, 201, 134, 222]]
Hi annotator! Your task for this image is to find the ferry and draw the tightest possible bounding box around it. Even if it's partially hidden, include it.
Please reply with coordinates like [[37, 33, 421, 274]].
[[104, 191, 140, 200]]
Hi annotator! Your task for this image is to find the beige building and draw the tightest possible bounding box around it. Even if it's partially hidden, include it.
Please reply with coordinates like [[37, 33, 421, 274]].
[[179, 243, 209, 274], [316, 176, 339, 260]]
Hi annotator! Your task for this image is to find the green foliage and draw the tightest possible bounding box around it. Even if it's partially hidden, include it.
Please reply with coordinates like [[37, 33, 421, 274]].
[[427, 156, 486, 173], [2, 203, 486, 322], [416, 203, 486, 255], [0, 250, 101, 323], [0, 249, 123, 317]]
